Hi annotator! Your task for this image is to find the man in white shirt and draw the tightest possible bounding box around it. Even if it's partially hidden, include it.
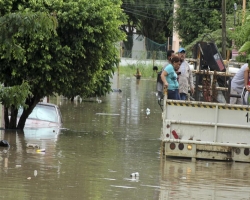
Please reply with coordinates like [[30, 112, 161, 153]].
[[230, 63, 250, 104], [177, 47, 194, 100]]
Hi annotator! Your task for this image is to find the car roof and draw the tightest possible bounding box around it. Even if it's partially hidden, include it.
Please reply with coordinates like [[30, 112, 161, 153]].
[[37, 102, 59, 107]]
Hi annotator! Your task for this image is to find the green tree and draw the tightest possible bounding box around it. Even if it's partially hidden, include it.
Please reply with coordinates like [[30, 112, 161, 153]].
[[0, 0, 125, 130], [0, 82, 31, 129], [121, 0, 173, 53], [175, 0, 235, 46], [121, 0, 139, 57], [230, 15, 250, 63], [0, 11, 57, 61], [0, 11, 57, 129]]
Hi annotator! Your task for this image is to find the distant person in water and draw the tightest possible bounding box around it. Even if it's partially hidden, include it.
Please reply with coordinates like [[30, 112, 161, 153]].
[[153, 66, 158, 73], [134, 68, 141, 79]]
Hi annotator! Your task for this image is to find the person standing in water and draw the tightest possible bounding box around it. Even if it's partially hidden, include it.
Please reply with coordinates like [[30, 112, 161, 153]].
[[134, 68, 141, 79]]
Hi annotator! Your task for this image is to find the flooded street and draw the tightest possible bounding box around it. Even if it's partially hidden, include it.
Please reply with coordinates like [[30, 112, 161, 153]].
[[0, 73, 250, 200]]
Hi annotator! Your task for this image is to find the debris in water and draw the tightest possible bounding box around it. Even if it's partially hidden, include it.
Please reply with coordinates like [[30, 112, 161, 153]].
[[26, 144, 40, 149], [96, 113, 120, 116], [130, 172, 139, 177], [36, 149, 46, 152], [0, 140, 9, 147], [112, 89, 122, 92]]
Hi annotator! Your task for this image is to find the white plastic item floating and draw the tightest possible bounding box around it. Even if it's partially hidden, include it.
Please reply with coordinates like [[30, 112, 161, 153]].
[[130, 172, 139, 177], [36, 149, 46, 152]]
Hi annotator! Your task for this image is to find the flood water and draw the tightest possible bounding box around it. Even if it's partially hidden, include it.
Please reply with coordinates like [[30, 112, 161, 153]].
[[0, 73, 250, 200]]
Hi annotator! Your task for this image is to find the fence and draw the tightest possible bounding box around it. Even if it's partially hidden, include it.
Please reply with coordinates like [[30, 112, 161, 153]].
[[121, 50, 168, 61]]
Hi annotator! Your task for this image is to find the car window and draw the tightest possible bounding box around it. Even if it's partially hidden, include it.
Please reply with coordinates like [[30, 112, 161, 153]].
[[18, 104, 59, 123]]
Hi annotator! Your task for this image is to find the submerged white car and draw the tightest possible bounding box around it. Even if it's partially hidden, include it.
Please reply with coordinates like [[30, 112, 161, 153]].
[[17, 102, 63, 145], [18, 102, 62, 128]]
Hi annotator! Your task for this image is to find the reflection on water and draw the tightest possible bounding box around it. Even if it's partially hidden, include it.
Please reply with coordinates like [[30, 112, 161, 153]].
[[160, 159, 250, 199], [0, 73, 250, 199]]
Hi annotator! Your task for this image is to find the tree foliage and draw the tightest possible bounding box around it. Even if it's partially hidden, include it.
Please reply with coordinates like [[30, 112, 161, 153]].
[[230, 14, 250, 63], [121, 0, 173, 52], [0, 11, 57, 61], [0, 82, 31, 110], [0, 82, 32, 129], [175, 0, 235, 46], [0, 11, 58, 129], [0, 0, 125, 129]]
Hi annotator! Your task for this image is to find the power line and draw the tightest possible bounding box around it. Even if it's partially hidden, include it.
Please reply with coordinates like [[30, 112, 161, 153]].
[[122, 1, 223, 22], [123, 7, 166, 15], [122, 0, 219, 7], [123, 9, 166, 21], [122, 3, 169, 9], [122, 7, 221, 23], [123, 6, 221, 15], [122, 6, 221, 12]]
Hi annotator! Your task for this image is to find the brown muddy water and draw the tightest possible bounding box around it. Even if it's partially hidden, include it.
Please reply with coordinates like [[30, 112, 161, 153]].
[[0, 73, 250, 200]]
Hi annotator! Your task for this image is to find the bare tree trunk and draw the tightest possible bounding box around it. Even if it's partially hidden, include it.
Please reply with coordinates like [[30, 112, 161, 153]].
[[4, 107, 9, 129], [9, 105, 18, 129], [17, 95, 42, 130]]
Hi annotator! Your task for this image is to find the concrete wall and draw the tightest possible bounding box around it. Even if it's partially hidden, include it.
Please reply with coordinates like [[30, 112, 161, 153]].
[[120, 58, 166, 68], [132, 35, 146, 59]]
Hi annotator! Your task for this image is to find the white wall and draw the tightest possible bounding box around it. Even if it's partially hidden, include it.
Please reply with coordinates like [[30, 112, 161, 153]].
[[131, 35, 146, 59], [120, 58, 165, 68]]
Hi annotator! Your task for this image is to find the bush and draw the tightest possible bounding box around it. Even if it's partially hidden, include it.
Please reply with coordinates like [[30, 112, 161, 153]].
[[236, 54, 247, 62], [116, 63, 160, 78]]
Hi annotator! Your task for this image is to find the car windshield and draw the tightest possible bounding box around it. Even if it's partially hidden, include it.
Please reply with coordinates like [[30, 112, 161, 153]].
[[18, 104, 59, 123]]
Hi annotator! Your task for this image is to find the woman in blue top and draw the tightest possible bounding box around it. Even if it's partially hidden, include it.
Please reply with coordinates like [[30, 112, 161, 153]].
[[160, 56, 181, 100]]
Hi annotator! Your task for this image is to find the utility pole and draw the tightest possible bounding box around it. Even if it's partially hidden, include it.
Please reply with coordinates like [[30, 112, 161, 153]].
[[243, 0, 246, 23], [221, 0, 226, 59]]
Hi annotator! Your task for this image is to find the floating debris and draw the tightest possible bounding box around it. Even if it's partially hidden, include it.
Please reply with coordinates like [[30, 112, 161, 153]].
[[110, 185, 136, 189], [36, 149, 46, 152], [130, 176, 139, 182], [0, 140, 9, 147], [96, 113, 120, 116], [130, 172, 139, 177], [96, 97, 102, 103], [26, 144, 40, 149], [112, 89, 122, 92]]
